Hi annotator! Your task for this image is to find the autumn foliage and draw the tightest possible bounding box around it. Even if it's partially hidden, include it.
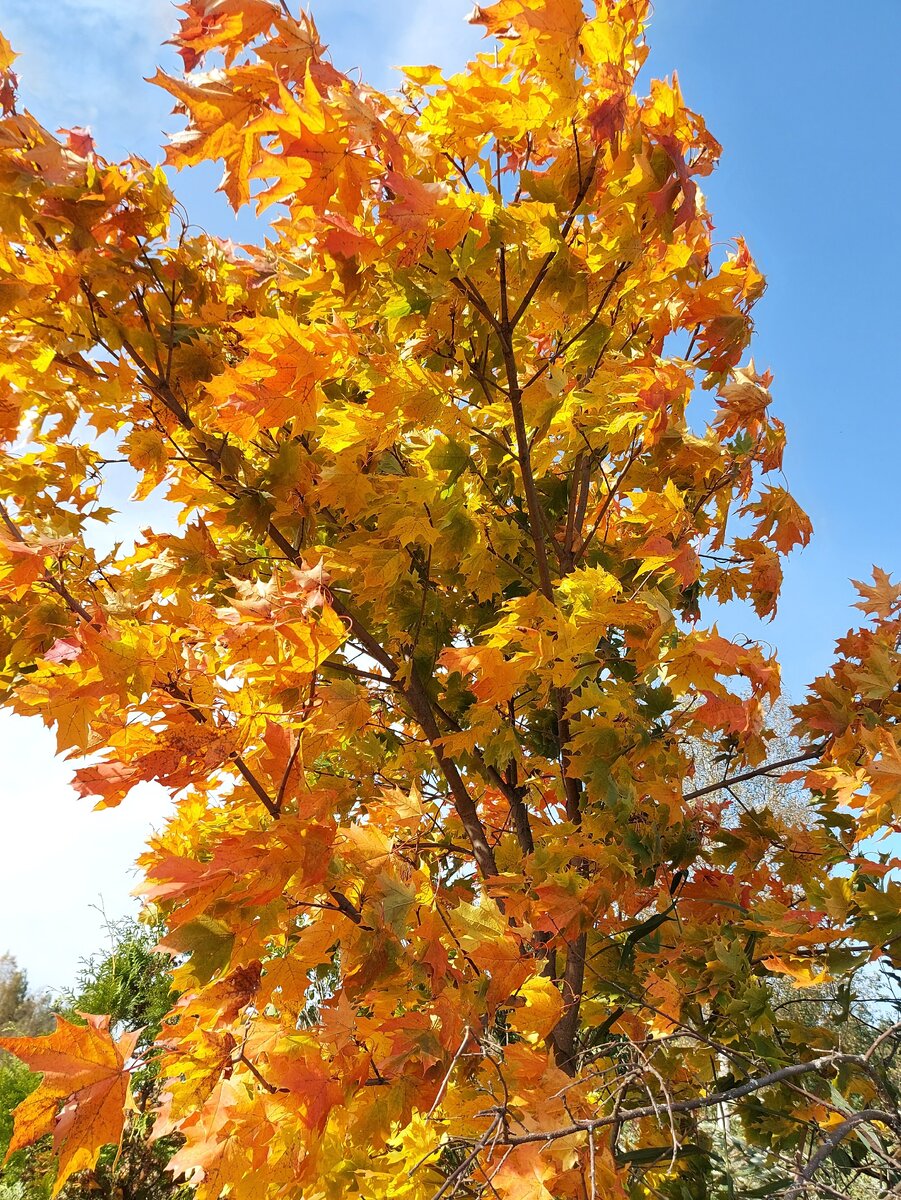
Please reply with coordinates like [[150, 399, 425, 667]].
[[0, 2, 900, 1197]]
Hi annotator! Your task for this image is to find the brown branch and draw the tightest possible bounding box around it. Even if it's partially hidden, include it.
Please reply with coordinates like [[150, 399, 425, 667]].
[[501, 735, 534, 857], [428, 697, 535, 858], [424, 1050, 898, 1198], [0, 502, 96, 625], [498, 339, 553, 600], [320, 591, 499, 877], [784, 1110, 898, 1200], [508, 147, 600, 331], [164, 680, 280, 820], [563, 450, 585, 569], [522, 260, 629, 392], [238, 1054, 282, 1094], [574, 439, 641, 563], [549, 931, 586, 1075], [443, 152, 476, 193], [569, 456, 593, 568], [489, 1050, 886, 1146], [274, 735, 302, 816], [327, 889, 365, 926], [450, 275, 503, 337], [683, 745, 825, 802], [322, 659, 394, 686], [494, 274, 587, 1064], [403, 670, 499, 878], [430, 1118, 502, 1200]]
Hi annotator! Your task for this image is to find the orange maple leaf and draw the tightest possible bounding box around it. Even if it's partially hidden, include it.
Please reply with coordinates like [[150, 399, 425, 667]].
[[0, 1014, 138, 1195], [853, 566, 901, 619]]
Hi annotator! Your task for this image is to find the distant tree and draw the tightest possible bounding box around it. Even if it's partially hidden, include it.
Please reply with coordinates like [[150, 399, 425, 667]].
[[0, 959, 52, 1039], [0, 1054, 46, 1200]]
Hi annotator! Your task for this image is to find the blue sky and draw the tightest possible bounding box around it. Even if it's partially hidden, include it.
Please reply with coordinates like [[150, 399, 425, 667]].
[[0, 0, 898, 988]]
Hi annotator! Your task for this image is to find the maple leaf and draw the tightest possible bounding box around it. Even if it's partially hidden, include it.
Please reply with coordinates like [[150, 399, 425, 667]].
[[744, 485, 813, 554], [853, 566, 901, 619], [0, 30, 16, 114], [150, 65, 271, 208], [0, 32, 16, 73], [169, 0, 282, 70], [469, 0, 585, 42], [164, 1078, 247, 1190], [57, 126, 95, 159], [0, 1015, 138, 1195], [587, 91, 627, 144], [715, 359, 773, 437], [491, 1143, 558, 1200], [508, 975, 564, 1041]]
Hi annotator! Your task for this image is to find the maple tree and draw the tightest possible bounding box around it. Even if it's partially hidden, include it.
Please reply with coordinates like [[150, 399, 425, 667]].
[[0, 1, 900, 1196]]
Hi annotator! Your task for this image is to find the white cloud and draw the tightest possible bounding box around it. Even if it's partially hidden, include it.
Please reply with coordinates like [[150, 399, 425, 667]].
[[315, 0, 481, 89], [3, 0, 174, 158]]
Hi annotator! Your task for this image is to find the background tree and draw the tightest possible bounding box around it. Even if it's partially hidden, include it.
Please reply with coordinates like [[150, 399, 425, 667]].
[[0, 2, 899, 1198], [0, 961, 52, 1041]]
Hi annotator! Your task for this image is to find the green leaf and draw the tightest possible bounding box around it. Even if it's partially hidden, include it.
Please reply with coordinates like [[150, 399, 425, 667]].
[[158, 917, 234, 985]]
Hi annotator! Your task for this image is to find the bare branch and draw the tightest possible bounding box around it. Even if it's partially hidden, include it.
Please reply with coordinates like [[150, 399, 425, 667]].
[[683, 744, 826, 802]]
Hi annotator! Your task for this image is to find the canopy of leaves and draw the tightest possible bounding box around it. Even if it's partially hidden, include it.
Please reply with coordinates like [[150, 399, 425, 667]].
[[0, 2, 899, 1198]]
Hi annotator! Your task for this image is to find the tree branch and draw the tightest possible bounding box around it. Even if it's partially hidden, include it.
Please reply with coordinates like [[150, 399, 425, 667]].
[[784, 1110, 897, 1200], [683, 745, 825, 802], [508, 147, 600, 330], [491, 1051, 885, 1145]]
